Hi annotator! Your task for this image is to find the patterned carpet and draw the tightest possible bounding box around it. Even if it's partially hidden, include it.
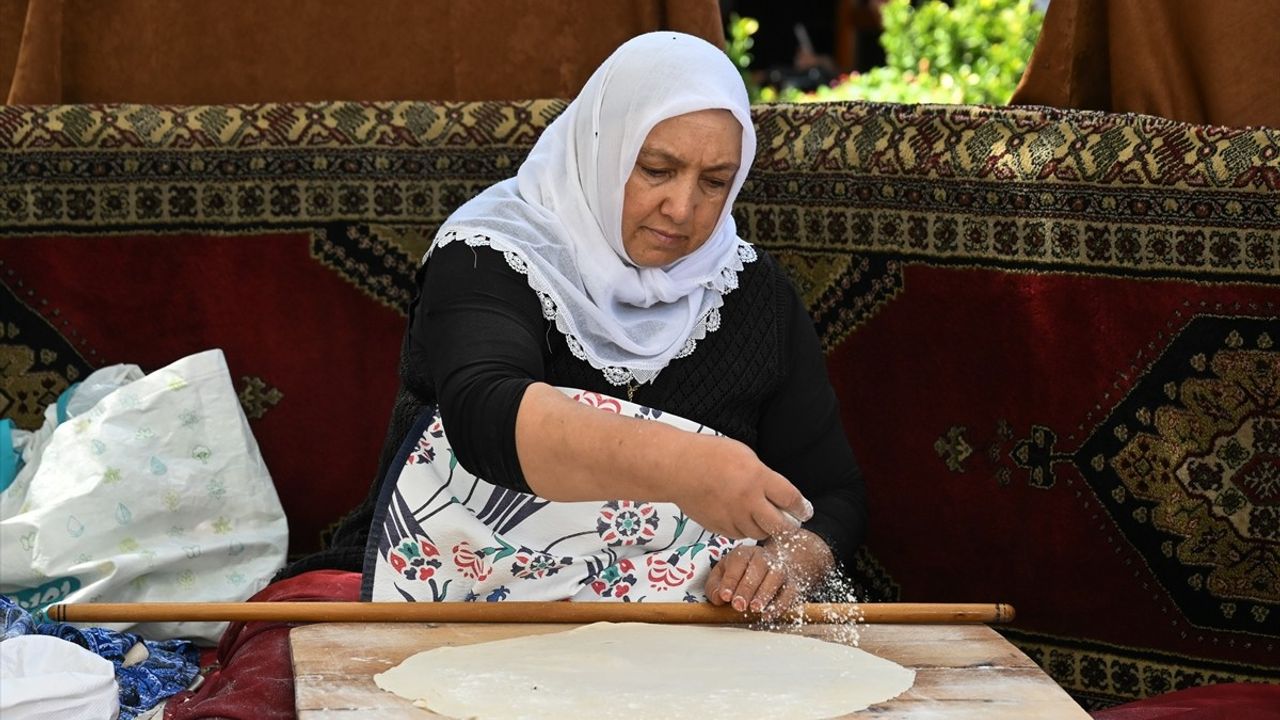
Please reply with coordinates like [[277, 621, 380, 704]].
[[2, 100, 1278, 707]]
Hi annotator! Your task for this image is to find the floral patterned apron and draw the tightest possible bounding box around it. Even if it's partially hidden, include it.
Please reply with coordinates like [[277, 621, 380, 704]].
[[363, 388, 748, 603]]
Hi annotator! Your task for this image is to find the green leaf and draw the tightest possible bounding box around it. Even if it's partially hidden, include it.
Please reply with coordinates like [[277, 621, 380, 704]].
[[671, 514, 688, 539], [491, 536, 517, 561]]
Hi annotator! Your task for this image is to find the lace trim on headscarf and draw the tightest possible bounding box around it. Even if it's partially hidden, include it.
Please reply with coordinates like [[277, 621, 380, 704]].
[[434, 231, 758, 387]]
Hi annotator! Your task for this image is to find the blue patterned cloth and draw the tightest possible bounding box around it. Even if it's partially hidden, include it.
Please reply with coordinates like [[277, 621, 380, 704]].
[[2, 595, 200, 719]]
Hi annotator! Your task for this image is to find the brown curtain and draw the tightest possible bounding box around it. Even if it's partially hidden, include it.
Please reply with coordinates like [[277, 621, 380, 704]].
[[2, 0, 724, 104], [1011, 0, 1280, 128]]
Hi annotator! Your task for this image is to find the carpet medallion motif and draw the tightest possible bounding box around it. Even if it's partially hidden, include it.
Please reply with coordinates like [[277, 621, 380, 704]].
[[1078, 315, 1279, 636]]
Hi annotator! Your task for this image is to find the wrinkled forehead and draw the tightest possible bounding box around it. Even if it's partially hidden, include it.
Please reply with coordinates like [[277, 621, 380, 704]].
[[638, 109, 744, 164]]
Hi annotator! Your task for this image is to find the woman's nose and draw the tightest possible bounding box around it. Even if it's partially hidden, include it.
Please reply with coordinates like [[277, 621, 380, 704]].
[[660, 179, 698, 224]]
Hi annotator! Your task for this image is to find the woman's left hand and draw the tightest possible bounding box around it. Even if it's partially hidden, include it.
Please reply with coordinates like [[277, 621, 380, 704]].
[[705, 528, 834, 620]]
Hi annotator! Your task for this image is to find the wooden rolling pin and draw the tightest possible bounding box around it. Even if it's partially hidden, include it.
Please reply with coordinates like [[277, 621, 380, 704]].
[[48, 601, 1014, 625]]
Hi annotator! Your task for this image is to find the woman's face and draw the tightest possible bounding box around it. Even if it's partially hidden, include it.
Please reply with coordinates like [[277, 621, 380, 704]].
[[621, 109, 742, 268]]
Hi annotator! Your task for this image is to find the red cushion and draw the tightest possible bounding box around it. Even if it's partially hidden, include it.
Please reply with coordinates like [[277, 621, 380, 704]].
[[1091, 683, 1280, 720], [164, 570, 362, 720]]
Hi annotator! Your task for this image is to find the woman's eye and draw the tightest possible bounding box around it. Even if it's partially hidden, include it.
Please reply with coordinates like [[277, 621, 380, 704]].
[[641, 166, 668, 179], [703, 178, 728, 189]]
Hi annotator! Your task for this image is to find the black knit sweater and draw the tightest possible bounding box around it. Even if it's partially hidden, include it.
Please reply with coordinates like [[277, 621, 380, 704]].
[[284, 242, 867, 578]]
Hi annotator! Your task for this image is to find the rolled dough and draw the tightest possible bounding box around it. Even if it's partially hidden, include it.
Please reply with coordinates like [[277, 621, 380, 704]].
[[374, 622, 915, 719]]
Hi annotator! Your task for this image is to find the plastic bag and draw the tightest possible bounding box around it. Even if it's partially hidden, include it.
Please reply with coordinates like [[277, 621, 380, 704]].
[[2, 364, 144, 518], [0, 349, 288, 642]]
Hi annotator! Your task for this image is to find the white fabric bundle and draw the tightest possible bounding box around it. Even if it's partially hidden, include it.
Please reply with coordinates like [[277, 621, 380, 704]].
[[0, 635, 120, 719]]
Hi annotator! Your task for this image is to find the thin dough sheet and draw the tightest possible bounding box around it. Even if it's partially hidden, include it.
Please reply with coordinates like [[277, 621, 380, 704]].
[[375, 621, 915, 719]]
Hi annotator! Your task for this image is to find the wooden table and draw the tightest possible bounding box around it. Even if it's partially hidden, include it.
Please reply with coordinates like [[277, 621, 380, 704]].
[[290, 622, 1090, 719]]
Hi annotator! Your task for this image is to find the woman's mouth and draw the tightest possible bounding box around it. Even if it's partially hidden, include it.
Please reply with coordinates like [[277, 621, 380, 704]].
[[645, 227, 686, 245]]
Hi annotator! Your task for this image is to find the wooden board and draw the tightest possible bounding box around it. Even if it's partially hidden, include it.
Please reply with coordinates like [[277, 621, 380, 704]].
[[290, 622, 1091, 719]]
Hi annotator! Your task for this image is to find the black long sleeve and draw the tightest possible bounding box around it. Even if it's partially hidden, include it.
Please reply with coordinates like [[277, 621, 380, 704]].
[[756, 284, 868, 564], [411, 242, 544, 492]]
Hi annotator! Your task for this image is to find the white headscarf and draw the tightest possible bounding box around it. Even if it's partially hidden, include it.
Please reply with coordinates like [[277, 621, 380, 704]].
[[428, 32, 757, 386]]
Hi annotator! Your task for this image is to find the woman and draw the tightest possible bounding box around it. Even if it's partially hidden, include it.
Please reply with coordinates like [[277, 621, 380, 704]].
[[360, 32, 866, 617]]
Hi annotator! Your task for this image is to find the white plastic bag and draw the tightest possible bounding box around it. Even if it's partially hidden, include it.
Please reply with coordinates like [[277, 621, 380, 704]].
[[1, 363, 145, 521], [0, 349, 288, 642]]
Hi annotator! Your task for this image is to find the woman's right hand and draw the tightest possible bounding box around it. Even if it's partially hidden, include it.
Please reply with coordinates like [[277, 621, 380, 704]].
[[667, 434, 813, 540]]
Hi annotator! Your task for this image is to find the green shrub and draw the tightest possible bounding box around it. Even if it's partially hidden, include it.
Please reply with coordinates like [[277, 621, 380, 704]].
[[725, 13, 763, 102], [742, 0, 1045, 105]]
